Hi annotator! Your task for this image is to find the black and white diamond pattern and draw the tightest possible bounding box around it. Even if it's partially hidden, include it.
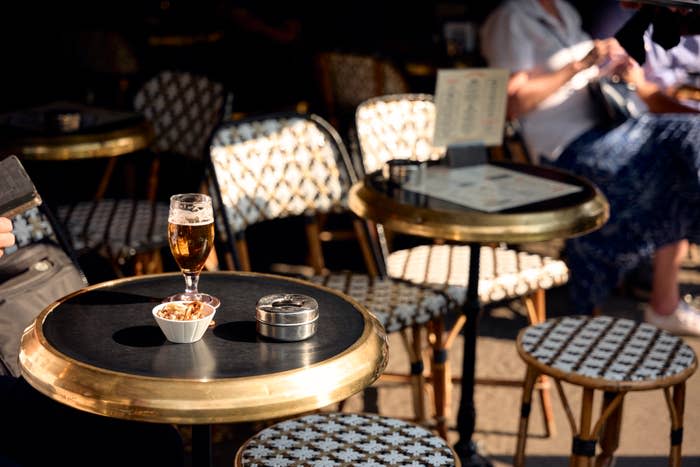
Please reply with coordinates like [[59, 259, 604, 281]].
[[57, 199, 169, 257], [209, 114, 453, 332], [355, 94, 445, 174], [238, 413, 457, 466], [520, 316, 696, 382], [134, 70, 226, 160], [210, 115, 352, 233], [311, 273, 449, 332], [387, 244, 569, 306]]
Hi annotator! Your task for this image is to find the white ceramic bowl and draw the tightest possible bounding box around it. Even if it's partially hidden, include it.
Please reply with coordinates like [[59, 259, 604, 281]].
[[152, 301, 216, 344]]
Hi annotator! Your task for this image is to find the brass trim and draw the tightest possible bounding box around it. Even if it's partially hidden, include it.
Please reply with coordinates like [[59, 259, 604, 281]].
[[8, 120, 154, 161], [19, 271, 388, 424], [348, 174, 609, 243]]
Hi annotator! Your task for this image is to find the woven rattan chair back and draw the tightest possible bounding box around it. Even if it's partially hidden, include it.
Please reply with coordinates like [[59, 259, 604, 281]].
[[134, 70, 227, 161], [355, 93, 445, 175]]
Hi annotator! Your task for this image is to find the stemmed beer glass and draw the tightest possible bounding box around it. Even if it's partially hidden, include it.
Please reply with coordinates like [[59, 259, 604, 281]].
[[164, 193, 220, 308]]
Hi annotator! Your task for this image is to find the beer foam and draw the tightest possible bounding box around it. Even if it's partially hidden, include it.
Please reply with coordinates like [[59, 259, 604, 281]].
[[169, 209, 213, 225]]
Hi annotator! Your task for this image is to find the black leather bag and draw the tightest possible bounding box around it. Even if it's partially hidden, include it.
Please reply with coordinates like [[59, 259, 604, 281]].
[[588, 76, 644, 128], [0, 243, 86, 377]]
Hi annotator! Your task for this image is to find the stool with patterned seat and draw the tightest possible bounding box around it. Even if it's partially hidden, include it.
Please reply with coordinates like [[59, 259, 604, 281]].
[[514, 315, 697, 467], [235, 412, 460, 467]]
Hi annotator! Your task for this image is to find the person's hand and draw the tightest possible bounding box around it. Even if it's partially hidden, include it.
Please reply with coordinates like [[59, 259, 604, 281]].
[[577, 39, 624, 71], [613, 57, 646, 87], [0, 216, 15, 258]]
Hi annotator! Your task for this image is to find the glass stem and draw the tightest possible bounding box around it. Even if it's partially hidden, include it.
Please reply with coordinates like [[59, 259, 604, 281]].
[[184, 272, 200, 295]]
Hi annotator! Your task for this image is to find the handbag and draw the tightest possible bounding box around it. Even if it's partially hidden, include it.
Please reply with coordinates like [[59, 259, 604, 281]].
[[0, 243, 86, 377], [588, 76, 644, 128]]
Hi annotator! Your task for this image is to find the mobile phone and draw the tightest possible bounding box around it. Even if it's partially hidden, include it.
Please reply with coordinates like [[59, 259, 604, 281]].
[[0, 155, 42, 218]]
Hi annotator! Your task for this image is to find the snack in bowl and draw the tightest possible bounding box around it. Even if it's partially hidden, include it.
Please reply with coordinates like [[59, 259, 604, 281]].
[[152, 300, 216, 343]]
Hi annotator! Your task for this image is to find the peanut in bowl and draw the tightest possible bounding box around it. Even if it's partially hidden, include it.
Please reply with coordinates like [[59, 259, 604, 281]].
[[152, 301, 216, 343]]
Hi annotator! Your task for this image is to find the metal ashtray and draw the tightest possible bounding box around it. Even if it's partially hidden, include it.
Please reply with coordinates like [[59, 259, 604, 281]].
[[256, 293, 319, 341], [382, 159, 425, 186]]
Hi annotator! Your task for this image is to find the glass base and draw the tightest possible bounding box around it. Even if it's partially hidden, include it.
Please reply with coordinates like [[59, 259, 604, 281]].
[[163, 292, 221, 309]]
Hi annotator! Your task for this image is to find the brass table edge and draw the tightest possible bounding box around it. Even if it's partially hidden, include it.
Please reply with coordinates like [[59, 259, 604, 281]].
[[348, 181, 610, 243], [9, 121, 154, 160], [19, 271, 389, 424]]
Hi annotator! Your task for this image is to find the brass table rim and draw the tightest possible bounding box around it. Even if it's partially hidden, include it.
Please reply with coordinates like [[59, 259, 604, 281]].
[[515, 330, 698, 392], [19, 271, 388, 424], [348, 168, 610, 243], [7, 120, 154, 161]]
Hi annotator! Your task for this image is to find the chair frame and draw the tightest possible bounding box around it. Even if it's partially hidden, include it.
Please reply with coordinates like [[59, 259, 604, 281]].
[[206, 111, 454, 427], [355, 93, 559, 438]]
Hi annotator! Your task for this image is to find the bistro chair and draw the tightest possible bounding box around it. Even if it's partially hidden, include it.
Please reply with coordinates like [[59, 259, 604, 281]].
[[515, 315, 697, 467], [207, 112, 456, 426], [314, 51, 410, 174], [355, 93, 570, 438], [56, 70, 228, 277], [235, 412, 460, 467]]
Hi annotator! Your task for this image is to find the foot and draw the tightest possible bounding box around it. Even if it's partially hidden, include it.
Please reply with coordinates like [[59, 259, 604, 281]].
[[644, 300, 700, 336], [453, 440, 493, 467]]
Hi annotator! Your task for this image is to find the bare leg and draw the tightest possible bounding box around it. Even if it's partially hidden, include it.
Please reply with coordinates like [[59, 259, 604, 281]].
[[649, 240, 688, 315]]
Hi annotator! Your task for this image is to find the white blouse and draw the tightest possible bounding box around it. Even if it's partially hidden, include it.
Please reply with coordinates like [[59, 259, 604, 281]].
[[480, 0, 601, 162]]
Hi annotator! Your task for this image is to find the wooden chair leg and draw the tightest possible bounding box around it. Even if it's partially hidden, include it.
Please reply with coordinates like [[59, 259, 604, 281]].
[[430, 318, 450, 439], [514, 365, 539, 467], [665, 382, 687, 467], [595, 391, 624, 467], [571, 388, 595, 467], [400, 325, 427, 424], [524, 291, 556, 438]]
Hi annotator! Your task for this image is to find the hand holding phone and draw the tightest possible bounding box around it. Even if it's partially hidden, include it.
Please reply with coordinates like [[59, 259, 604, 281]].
[[0, 155, 42, 218]]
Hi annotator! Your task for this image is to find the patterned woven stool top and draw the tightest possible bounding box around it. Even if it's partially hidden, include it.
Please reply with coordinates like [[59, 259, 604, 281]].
[[387, 244, 568, 306], [311, 273, 450, 333], [237, 412, 458, 467], [518, 315, 697, 390]]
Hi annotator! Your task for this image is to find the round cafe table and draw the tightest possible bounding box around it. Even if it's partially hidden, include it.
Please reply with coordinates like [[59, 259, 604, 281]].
[[20, 271, 388, 467], [0, 101, 154, 202], [348, 160, 609, 466]]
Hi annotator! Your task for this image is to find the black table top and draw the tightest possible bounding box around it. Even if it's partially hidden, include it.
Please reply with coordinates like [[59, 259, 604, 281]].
[[43, 273, 364, 380], [20, 271, 388, 424], [350, 160, 610, 243], [0, 101, 144, 138]]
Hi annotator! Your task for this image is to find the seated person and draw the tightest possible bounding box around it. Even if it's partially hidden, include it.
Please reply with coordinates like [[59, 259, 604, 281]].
[[0, 215, 185, 467], [480, 0, 700, 335]]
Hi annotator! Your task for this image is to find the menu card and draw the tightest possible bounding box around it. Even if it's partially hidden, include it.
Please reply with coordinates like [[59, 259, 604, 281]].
[[402, 164, 583, 212], [433, 68, 509, 147]]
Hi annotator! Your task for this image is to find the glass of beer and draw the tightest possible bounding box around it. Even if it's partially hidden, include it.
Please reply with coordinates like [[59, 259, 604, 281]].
[[164, 193, 220, 308]]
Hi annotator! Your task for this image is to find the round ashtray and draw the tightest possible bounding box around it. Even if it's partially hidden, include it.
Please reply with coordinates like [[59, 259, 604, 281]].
[[256, 293, 319, 342], [382, 159, 425, 186]]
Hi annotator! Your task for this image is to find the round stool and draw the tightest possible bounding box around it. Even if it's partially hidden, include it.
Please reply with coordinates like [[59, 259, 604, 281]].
[[514, 315, 697, 467], [235, 412, 461, 466]]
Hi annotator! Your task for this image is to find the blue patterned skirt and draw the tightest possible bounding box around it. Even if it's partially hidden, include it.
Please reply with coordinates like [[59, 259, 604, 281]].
[[550, 113, 700, 313]]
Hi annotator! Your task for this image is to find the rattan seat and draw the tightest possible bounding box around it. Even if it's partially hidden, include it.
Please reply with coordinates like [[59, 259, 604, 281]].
[[515, 315, 697, 466], [235, 412, 460, 467], [387, 244, 569, 306]]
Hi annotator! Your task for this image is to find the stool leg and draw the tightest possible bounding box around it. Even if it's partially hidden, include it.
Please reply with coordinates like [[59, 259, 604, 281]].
[[514, 366, 538, 467], [431, 318, 450, 439], [524, 290, 556, 438], [401, 325, 427, 424], [571, 388, 595, 467], [666, 382, 686, 467], [595, 391, 624, 467]]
